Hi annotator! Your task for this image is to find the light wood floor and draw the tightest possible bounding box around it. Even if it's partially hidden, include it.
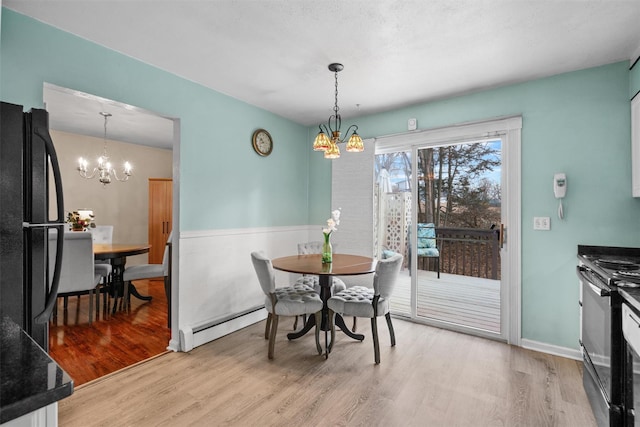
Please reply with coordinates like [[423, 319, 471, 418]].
[[59, 318, 595, 426]]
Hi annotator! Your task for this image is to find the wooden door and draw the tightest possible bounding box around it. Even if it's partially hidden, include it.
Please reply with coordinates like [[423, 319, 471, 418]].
[[148, 178, 172, 264]]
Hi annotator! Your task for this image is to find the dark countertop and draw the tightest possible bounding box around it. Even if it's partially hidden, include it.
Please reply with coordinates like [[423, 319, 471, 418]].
[[621, 288, 640, 314], [0, 317, 73, 423]]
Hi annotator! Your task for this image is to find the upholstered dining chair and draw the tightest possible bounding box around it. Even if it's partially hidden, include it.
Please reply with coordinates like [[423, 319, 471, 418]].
[[327, 253, 403, 364], [292, 241, 348, 330], [90, 225, 114, 307], [48, 231, 103, 324], [90, 225, 113, 244], [250, 251, 324, 359], [121, 231, 172, 314]]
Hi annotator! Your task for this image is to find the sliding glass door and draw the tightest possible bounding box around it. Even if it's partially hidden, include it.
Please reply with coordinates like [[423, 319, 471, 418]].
[[377, 138, 504, 337]]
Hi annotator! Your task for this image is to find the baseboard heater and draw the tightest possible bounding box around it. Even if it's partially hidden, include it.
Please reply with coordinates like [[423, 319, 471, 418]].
[[179, 305, 267, 351]]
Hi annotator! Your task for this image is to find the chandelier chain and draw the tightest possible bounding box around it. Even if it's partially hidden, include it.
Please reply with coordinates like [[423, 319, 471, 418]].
[[334, 69, 340, 116], [102, 112, 110, 157]]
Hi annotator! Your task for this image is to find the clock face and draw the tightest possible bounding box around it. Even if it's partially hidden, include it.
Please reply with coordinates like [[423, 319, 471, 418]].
[[252, 129, 273, 156]]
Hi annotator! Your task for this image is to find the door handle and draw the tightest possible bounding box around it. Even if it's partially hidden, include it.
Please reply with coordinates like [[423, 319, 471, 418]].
[[34, 126, 66, 324]]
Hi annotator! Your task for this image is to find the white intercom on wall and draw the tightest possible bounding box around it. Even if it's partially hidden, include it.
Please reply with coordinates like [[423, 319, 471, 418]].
[[554, 173, 566, 219]]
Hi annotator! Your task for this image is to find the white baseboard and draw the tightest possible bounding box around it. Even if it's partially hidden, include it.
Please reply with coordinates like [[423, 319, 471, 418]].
[[521, 338, 581, 361], [179, 308, 267, 352], [167, 339, 180, 352]]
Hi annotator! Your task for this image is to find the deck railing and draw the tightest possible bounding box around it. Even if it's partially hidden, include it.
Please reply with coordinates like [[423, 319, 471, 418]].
[[421, 227, 501, 280]]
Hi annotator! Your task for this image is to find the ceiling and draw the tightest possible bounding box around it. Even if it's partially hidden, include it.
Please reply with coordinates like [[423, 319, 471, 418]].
[[43, 83, 175, 150], [5, 1, 640, 148]]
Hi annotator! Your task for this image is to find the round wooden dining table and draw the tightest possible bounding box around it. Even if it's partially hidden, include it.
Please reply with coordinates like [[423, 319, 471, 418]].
[[271, 253, 376, 341], [94, 243, 151, 312]]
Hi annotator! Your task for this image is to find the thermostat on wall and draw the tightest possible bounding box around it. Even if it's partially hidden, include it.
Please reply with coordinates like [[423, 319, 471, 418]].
[[408, 118, 417, 131]]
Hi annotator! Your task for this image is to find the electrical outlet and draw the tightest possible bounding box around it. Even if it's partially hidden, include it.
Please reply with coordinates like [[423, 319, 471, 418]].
[[533, 217, 550, 230]]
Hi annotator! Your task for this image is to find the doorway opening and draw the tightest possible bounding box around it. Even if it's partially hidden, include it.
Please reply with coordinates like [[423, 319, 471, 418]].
[[43, 83, 179, 385]]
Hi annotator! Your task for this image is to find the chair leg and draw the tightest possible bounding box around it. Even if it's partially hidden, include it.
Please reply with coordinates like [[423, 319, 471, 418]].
[[293, 315, 298, 330], [314, 311, 322, 355], [265, 313, 272, 340], [95, 287, 100, 321], [88, 290, 93, 325], [436, 258, 440, 279], [385, 312, 396, 346], [352, 316, 357, 332], [268, 314, 279, 359], [371, 316, 380, 364]]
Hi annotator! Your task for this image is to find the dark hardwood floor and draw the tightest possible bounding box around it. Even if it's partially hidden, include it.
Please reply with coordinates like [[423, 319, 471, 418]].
[[49, 278, 171, 386]]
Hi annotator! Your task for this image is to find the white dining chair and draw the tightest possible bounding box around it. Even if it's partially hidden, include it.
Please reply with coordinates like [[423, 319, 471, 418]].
[[90, 225, 113, 244], [121, 231, 172, 315], [90, 225, 114, 313], [49, 230, 103, 324], [251, 251, 323, 359], [327, 253, 403, 364]]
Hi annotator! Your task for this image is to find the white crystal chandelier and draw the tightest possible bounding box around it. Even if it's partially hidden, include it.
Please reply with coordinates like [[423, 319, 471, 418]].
[[77, 112, 132, 185]]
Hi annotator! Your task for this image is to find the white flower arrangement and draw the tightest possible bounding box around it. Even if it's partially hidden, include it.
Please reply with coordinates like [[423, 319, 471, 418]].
[[323, 209, 341, 235]]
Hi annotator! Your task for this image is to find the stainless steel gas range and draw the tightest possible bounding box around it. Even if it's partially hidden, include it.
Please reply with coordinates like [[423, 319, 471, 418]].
[[578, 245, 640, 427]]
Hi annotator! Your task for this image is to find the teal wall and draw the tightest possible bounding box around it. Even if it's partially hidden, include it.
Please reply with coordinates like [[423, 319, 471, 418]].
[[3, 8, 639, 350], [0, 9, 327, 230], [333, 61, 639, 349]]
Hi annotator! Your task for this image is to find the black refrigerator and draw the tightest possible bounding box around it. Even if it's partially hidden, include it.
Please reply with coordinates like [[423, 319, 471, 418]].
[[0, 101, 65, 351]]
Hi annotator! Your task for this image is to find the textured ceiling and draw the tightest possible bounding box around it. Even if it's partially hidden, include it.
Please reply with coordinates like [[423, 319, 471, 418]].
[[5, 0, 640, 147]]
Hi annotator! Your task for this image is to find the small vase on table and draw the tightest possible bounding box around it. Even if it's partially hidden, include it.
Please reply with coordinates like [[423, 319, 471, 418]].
[[322, 232, 333, 264]]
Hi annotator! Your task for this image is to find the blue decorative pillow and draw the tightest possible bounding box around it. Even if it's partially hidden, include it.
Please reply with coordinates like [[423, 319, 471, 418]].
[[417, 223, 436, 249], [417, 247, 439, 257], [381, 250, 396, 259]]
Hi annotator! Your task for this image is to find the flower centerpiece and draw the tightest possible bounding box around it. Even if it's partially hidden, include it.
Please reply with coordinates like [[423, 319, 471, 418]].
[[322, 209, 341, 263], [67, 210, 95, 231]]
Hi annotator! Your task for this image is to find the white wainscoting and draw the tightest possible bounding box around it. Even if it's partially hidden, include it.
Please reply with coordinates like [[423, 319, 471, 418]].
[[176, 225, 315, 351]]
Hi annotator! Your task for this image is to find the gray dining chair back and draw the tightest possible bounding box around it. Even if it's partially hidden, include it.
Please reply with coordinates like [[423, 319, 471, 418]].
[[327, 253, 404, 364], [91, 225, 113, 290], [251, 251, 276, 295], [297, 241, 324, 255], [121, 231, 173, 312], [48, 230, 102, 324], [90, 225, 113, 244], [293, 241, 347, 330], [374, 253, 403, 300], [250, 251, 323, 359]]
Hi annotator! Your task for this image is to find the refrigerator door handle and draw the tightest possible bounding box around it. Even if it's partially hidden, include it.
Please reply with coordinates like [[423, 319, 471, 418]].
[[33, 126, 65, 324], [34, 126, 64, 222]]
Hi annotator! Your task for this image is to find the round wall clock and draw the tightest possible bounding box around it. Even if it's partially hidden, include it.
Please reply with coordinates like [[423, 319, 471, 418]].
[[252, 129, 273, 156]]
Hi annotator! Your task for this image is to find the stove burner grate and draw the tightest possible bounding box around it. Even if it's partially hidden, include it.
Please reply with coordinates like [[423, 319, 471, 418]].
[[596, 259, 640, 270], [613, 270, 640, 286]]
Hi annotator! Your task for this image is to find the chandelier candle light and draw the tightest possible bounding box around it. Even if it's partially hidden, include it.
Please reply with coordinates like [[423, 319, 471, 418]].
[[322, 209, 341, 264], [77, 112, 132, 186], [312, 63, 364, 159]]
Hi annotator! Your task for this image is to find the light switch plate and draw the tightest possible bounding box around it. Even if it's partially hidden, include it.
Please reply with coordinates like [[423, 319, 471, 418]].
[[533, 217, 550, 230]]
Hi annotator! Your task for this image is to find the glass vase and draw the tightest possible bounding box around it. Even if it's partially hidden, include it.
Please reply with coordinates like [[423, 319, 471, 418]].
[[322, 232, 333, 264]]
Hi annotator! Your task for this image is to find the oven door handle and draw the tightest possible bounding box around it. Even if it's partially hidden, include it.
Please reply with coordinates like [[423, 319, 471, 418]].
[[577, 265, 610, 296]]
